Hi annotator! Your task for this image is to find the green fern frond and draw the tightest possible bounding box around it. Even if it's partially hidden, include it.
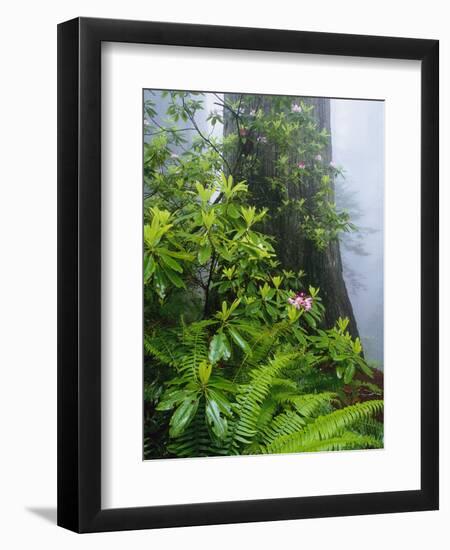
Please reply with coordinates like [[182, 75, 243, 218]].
[[267, 400, 383, 454], [271, 378, 298, 392], [179, 321, 212, 379], [144, 330, 181, 367], [145, 321, 216, 385], [352, 417, 384, 441], [260, 410, 306, 447], [240, 322, 291, 371], [279, 392, 337, 417], [297, 368, 343, 393], [227, 352, 299, 453], [254, 397, 278, 434], [292, 432, 383, 453]]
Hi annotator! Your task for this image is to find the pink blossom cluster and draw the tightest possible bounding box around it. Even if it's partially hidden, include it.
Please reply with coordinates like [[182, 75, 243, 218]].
[[291, 103, 302, 113], [288, 292, 313, 311], [297, 161, 306, 169]]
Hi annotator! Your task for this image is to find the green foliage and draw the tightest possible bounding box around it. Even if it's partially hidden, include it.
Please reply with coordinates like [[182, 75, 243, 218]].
[[227, 352, 300, 454], [145, 320, 383, 458], [142, 91, 383, 459], [265, 400, 383, 454], [307, 317, 373, 382]]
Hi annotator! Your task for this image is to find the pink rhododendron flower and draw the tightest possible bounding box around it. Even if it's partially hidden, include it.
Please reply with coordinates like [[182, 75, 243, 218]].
[[288, 292, 313, 311], [315, 154, 322, 162], [291, 103, 302, 113], [297, 161, 306, 169], [249, 109, 257, 116]]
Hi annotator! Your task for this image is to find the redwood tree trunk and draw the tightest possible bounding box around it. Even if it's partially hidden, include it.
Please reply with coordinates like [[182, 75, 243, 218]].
[[224, 94, 359, 338]]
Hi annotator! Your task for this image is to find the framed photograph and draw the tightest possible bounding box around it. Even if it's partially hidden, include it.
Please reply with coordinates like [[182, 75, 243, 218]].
[[57, 17, 439, 533]]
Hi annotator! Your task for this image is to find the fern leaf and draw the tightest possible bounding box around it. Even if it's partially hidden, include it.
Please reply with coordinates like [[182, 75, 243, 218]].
[[279, 392, 337, 417], [144, 330, 181, 367], [179, 320, 212, 379], [260, 410, 306, 447], [293, 432, 383, 453], [267, 400, 383, 454], [240, 322, 291, 371], [227, 352, 299, 453]]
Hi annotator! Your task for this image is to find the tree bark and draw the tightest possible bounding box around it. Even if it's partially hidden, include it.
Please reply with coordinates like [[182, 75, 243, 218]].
[[224, 94, 359, 338]]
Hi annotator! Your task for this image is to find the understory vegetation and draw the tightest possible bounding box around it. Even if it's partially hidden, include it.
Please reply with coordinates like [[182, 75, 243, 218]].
[[143, 91, 384, 459]]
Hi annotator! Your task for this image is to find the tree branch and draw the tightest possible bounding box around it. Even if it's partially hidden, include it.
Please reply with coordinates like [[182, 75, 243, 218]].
[[181, 97, 232, 175]]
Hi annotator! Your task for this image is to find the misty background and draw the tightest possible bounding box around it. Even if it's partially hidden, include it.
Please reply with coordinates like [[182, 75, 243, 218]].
[[332, 99, 384, 367]]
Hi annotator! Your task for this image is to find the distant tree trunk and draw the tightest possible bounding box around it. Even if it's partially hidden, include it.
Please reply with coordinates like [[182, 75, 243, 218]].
[[224, 94, 359, 338]]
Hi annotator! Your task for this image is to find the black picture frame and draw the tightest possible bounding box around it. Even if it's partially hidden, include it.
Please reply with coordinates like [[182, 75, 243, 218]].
[[57, 16, 439, 533]]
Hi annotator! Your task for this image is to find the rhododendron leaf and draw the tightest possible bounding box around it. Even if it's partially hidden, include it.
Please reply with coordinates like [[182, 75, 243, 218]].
[[208, 377, 236, 394], [198, 360, 212, 385], [265, 303, 278, 318], [209, 332, 231, 364], [159, 252, 183, 273], [161, 266, 185, 288], [158, 247, 194, 261], [304, 312, 316, 328], [143, 254, 156, 282], [227, 326, 251, 355], [153, 267, 167, 299], [198, 243, 212, 265], [331, 353, 348, 362], [344, 363, 356, 384], [195, 182, 213, 204], [214, 244, 233, 262], [355, 356, 374, 378], [207, 388, 233, 416], [169, 398, 199, 438], [205, 398, 228, 440], [245, 301, 261, 316], [226, 204, 241, 219], [156, 389, 193, 411]]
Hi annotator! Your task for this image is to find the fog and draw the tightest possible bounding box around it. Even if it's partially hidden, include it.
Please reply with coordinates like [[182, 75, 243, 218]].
[[332, 99, 384, 367]]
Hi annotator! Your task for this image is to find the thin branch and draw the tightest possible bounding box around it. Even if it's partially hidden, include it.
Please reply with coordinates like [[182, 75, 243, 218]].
[[181, 97, 232, 175], [144, 127, 197, 137], [203, 251, 217, 318]]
